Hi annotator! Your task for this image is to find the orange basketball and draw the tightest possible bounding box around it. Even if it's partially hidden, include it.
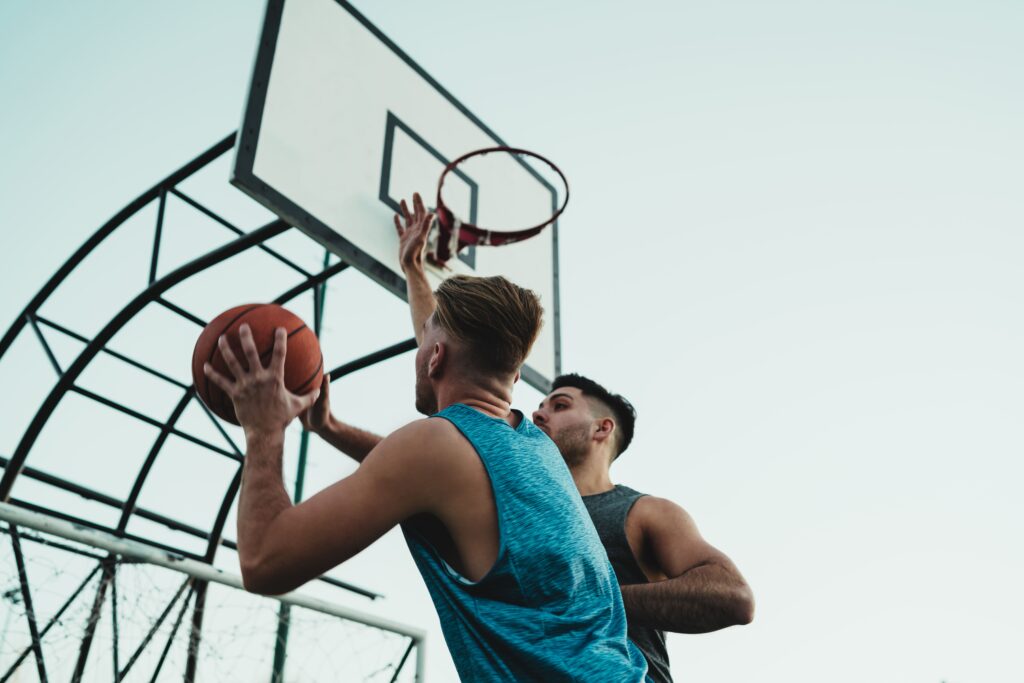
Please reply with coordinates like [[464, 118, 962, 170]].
[[191, 304, 323, 425]]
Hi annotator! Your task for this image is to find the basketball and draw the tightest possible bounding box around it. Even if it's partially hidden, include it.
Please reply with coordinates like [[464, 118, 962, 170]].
[[191, 303, 323, 425]]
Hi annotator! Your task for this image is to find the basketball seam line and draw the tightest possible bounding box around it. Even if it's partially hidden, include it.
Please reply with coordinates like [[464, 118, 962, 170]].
[[295, 354, 324, 395]]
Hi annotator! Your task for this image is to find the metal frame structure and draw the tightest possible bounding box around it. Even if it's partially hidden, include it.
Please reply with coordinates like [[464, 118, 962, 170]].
[[0, 134, 423, 681], [0, 502, 426, 681]]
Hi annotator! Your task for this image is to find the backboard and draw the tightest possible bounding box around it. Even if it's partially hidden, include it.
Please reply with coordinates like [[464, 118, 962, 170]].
[[232, 0, 561, 391]]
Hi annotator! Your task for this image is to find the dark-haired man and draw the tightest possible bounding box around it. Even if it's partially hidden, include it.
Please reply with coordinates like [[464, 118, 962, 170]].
[[532, 375, 755, 682], [205, 195, 650, 681]]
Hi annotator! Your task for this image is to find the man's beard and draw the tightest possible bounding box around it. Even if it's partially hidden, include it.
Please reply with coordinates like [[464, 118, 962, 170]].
[[551, 423, 591, 468], [414, 355, 438, 416]]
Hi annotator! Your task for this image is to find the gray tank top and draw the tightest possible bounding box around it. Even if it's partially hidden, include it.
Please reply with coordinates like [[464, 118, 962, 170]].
[[582, 485, 674, 683]]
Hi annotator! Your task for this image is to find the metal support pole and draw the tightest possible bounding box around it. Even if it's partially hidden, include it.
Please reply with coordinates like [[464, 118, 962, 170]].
[[9, 526, 48, 683], [271, 250, 331, 683], [71, 556, 117, 683]]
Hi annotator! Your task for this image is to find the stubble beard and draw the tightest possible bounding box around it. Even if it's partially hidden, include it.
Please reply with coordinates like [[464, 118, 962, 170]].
[[551, 422, 592, 468]]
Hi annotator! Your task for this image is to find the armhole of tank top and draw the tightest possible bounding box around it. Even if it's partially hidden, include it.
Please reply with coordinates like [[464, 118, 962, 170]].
[[424, 411, 510, 587], [622, 492, 651, 582]]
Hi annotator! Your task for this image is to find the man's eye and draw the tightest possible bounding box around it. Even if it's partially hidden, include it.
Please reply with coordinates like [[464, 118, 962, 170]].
[[554, 404, 567, 410]]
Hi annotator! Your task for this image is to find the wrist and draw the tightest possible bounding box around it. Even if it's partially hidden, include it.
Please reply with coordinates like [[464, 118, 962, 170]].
[[316, 414, 338, 437], [402, 262, 428, 282], [244, 427, 286, 449]]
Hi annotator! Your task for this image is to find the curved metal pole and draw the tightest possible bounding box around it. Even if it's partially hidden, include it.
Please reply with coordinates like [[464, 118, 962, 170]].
[[0, 133, 236, 362], [0, 219, 290, 501]]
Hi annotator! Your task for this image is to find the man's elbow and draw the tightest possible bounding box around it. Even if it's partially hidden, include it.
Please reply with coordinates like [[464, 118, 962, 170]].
[[240, 557, 293, 596]]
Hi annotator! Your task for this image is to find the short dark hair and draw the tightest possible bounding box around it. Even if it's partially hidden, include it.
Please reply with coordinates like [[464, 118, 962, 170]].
[[551, 373, 636, 458]]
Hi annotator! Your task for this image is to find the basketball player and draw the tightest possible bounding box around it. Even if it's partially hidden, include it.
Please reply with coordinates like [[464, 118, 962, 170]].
[[532, 375, 755, 682], [304, 193, 753, 681], [203, 200, 650, 680]]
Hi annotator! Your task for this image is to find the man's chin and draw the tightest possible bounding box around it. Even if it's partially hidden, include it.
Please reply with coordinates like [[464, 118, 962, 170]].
[[415, 396, 437, 416]]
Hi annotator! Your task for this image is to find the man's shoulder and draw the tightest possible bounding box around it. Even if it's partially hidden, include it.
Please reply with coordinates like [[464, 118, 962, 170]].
[[625, 489, 692, 527], [376, 416, 467, 455]]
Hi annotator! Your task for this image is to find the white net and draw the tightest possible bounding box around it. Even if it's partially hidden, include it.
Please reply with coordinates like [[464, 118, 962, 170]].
[[0, 518, 421, 682]]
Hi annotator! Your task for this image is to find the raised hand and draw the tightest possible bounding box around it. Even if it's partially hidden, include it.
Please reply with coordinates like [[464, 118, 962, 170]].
[[203, 324, 320, 437], [394, 192, 435, 274]]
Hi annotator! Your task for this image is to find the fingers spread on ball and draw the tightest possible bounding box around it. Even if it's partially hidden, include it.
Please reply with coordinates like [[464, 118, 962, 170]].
[[217, 334, 244, 378], [238, 324, 262, 371], [270, 327, 287, 375], [203, 362, 235, 395]]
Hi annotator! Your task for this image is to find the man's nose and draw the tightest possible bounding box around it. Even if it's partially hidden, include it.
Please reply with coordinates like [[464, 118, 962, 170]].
[[532, 410, 545, 424]]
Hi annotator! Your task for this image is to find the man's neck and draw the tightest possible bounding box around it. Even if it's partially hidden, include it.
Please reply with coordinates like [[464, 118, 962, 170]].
[[435, 376, 515, 423], [570, 458, 615, 496]]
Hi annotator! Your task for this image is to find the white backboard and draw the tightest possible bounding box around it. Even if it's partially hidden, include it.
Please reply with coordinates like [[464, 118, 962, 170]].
[[233, 0, 561, 390]]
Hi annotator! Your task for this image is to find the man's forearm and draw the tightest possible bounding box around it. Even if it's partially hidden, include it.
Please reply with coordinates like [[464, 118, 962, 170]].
[[238, 431, 293, 586], [620, 562, 755, 633], [317, 416, 383, 463], [404, 267, 435, 345]]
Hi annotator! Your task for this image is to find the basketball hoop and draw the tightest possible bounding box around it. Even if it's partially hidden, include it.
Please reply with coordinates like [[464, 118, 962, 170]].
[[429, 146, 569, 266]]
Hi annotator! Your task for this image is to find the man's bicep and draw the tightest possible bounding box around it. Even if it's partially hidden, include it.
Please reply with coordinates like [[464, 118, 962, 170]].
[[640, 498, 730, 578], [262, 426, 433, 590]]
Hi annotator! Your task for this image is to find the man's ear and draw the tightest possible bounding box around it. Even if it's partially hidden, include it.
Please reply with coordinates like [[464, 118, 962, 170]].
[[513, 369, 521, 384], [593, 417, 616, 444], [427, 341, 446, 378]]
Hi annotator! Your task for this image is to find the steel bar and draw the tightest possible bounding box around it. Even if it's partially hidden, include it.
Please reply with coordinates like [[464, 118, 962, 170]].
[[0, 133, 235, 363], [0, 501, 425, 639], [0, 562, 101, 683], [110, 563, 120, 681], [328, 337, 418, 380], [117, 576, 191, 679], [272, 248, 333, 682], [169, 187, 312, 278], [148, 189, 167, 285], [0, 456, 214, 544], [154, 297, 207, 328], [9, 526, 49, 683], [147, 584, 195, 683], [183, 580, 207, 683], [8, 499, 209, 562], [0, 465, 381, 598], [389, 639, 416, 683], [0, 218, 288, 501], [35, 314, 188, 389], [71, 556, 116, 683], [273, 259, 350, 306], [0, 524, 106, 560], [26, 314, 62, 376], [68, 385, 241, 461]]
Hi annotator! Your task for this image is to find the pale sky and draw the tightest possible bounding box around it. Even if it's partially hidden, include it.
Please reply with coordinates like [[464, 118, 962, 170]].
[[2, 1, 1023, 681]]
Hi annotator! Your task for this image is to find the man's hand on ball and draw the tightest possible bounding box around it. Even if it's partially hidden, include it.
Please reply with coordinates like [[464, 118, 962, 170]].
[[300, 373, 334, 435], [203, 324, 320, 438]]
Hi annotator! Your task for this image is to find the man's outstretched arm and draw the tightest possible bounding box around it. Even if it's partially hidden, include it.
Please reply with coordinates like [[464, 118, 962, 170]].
[[620, 497, 755, 633], [394, 193, 436, 344]]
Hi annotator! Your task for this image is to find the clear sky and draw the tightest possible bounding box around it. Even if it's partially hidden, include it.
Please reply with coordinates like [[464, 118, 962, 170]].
[[2, 1, 1023, 681]]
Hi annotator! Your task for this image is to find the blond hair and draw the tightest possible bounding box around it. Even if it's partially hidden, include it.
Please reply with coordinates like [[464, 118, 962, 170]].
[[433, 275, 543, 375]]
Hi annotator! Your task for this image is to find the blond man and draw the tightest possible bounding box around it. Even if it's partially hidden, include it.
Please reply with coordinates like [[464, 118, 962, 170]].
[[204, 195, 649, 681]]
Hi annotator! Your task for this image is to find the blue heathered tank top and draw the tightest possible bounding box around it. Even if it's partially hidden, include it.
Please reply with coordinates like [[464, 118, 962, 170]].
[[402, 403, 650, 682]]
